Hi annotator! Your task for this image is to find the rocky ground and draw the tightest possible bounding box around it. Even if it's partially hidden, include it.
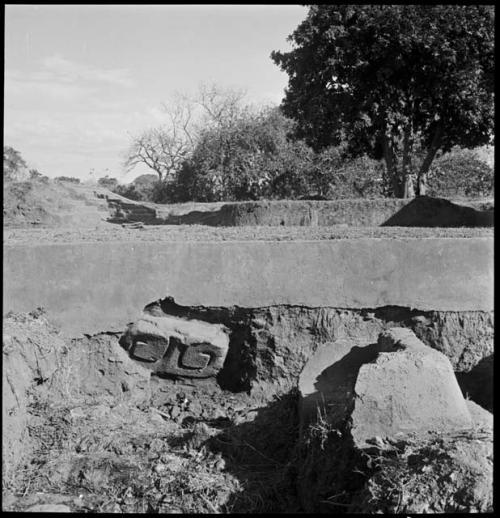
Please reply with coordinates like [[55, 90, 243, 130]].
[[298, 421, 493, 513]]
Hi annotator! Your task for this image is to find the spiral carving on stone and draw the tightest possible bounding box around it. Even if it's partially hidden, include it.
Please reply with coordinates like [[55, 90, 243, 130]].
[[122, 314, 229, 378]]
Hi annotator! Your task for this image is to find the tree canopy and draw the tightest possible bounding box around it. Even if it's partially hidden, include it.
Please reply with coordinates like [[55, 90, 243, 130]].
[[174, 106, 312, 202], [271, 5, 494, 197]]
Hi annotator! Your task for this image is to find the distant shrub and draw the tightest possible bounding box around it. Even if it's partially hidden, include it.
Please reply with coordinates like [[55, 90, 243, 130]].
[[112, 179, 158, 202], [149, 180, 178, 204], [334, 155, 387, 198], [97, 176, 119, 190], [427, 147, 494, 198], [171, 109, 319, 202], [54, 176, 81, 184], [132, 174, 158, 189], [263, 139, 315, 200], [112, 184, 142, 201]]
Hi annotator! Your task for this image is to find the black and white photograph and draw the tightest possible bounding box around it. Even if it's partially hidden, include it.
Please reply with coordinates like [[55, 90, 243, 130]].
[[3, 4, 494, 513]]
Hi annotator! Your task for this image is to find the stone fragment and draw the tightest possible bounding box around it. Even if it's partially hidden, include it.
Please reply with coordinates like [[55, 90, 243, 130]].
[[132, 339, 169, 363], [122, 314, 229, 378], [351, 328, 472, 448], [466, 400, 493, 431], [298, 337, 376, 430]]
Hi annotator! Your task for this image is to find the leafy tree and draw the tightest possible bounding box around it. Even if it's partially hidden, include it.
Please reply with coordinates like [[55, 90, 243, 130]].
[[111, 174, 163, 202], [272, 5, 494, 197], [427, 146, 494, 198], [305, 146, 387, 199], [4, 146, 28, 181], [193, 83, 247, 131], [175, 106, 313, 201], [132, 173, 158, 188]]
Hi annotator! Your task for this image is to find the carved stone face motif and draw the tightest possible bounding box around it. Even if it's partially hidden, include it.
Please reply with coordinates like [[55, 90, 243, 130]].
[[122, 315, 229, 378]]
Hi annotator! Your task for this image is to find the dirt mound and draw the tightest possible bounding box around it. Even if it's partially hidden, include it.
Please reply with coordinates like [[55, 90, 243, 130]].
[[3, 181, 63, 227], [3, 309, 68, 477], [3, 180, 114, 228], [382, 195, 494, 227]]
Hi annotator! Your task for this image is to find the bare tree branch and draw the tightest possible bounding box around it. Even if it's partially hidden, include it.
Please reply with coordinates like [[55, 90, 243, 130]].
[[124, 98, 196, 182]]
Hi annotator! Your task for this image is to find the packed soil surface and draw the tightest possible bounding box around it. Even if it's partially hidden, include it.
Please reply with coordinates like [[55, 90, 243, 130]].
[[4, 225, 493, 245]]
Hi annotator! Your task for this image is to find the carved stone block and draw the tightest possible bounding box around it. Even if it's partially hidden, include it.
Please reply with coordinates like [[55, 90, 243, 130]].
[[123, 315, 229, 378]]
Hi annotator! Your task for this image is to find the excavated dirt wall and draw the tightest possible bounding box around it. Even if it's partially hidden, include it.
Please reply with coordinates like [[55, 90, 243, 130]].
[[3, 235, 493, 407], [107, 196, 494, 227], [139, 300, 493, 401]]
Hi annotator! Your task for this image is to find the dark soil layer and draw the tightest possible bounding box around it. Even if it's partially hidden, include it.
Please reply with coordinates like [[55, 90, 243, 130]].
[[145, 298, 493, 400]]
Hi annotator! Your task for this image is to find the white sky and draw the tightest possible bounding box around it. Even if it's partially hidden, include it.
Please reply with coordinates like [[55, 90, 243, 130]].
[[4, 4, 307, 182]]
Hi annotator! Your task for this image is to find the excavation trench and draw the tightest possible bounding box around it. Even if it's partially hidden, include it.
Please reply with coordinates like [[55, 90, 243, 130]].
[[3, 298, 493, 513], [122, 297, 493, 408], [3, 233, 493, 512]]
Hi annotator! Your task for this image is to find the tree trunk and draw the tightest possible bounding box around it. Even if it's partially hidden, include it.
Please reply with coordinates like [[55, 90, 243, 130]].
[[382, 134, 403, 197], [417, 171, 429, 196], [401, 123, 415, 198], [416, 123, 444, 196], [403, 174, 415, 198]]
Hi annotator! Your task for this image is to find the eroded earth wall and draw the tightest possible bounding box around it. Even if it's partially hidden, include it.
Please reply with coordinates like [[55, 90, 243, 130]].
[[3, 237, 493, 402]]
